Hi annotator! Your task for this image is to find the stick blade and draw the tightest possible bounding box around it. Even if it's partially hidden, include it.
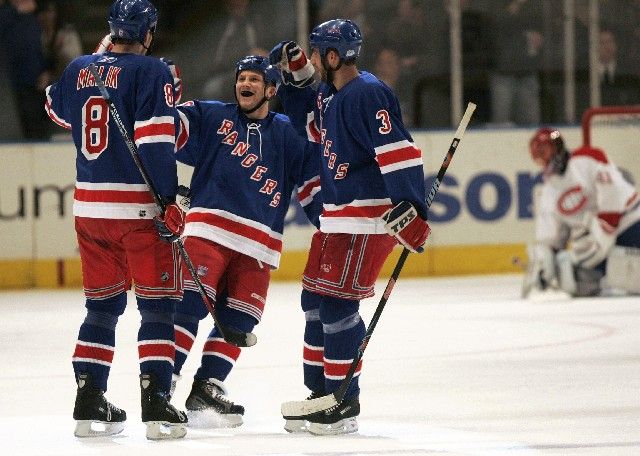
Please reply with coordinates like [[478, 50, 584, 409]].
[[224, 329, 257, 348], [281, 393, 338, 418]]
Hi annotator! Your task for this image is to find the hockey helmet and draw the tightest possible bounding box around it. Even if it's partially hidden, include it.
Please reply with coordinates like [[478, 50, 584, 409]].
[[235, 55, 279, 86], [309, 19, 362, 61], [529, 127, 569, 174], [108, 0, 158, 44]]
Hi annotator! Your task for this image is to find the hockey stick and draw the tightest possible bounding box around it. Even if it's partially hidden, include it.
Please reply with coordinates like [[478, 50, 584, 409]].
[[281, 102, 477, 418], [87, 63, 257, 347]]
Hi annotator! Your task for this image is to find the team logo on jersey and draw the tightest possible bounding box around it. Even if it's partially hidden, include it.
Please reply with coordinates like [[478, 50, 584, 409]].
[[557, 186, 587, 215]]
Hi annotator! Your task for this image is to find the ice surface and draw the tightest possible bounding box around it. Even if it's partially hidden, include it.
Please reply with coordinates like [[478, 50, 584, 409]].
[[1, 274, 639, 455]]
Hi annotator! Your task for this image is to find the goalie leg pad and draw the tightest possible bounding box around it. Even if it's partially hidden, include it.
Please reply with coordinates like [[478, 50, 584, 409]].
[[605, 246, 640, 294]]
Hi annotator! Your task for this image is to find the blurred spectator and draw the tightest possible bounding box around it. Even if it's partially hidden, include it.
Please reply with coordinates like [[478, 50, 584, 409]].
[[201, 0, 269, 101], [385, 0, 450, 127], [597, 28, 640, 106], [489, 0, 543, 126], [459, 0, 493, 123], [39, 0, 82, 81], [0, 0, 50, 139], [374, 47, 413, 124]]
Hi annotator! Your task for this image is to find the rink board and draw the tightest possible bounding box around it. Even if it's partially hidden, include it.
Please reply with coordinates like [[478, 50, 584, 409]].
[[0, 125, 637, 288]]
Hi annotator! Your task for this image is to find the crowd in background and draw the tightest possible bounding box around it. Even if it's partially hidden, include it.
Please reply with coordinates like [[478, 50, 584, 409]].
[[1, 0, 640, 141]]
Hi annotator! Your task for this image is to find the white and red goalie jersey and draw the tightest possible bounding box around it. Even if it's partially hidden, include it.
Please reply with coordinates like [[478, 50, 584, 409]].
[[536, 146, 640, 251]]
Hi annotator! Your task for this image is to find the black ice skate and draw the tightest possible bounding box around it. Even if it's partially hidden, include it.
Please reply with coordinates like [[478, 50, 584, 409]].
[[307, 396, 360, 435], [185, 378, 244, 428], [73, 373, 126, 438], [140, 373, 188, 440], [282, 390, 325, 433]]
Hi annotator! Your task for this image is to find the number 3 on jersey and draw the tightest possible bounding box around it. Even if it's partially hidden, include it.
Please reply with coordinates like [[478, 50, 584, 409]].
[[376, 109, 392, 134], [81, 96, 109, 160]]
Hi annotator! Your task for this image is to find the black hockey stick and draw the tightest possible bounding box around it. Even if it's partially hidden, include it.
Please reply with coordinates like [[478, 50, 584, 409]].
[[281, 102, 476, 418], [87, 63, 257, 347]]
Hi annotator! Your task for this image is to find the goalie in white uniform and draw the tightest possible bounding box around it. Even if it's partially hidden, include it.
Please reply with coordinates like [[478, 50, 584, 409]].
[[524, 127, 640, 297]]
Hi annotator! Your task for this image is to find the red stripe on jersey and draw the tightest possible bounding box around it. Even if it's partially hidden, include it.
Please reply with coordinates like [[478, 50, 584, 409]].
[[174, 327, 195, 351], [324, 359, 362, 377], [572, 146, 608, 164], [138, 342, 175, 359], [187, 212, 282, 252], [73, 344, 114, 363], [203, 339, 241, 359], [598, 212, 622, 233], [323, 204, 391, 218], [308, 119, 321, 143], [176, 118, 189, 150], [297, 177, 320, 202], [74, 188, 155, 204], [134, 122, 175, 142], [376, 145, 421, 167], [303, 345, 323, 363], [598, 212, 622, 228]]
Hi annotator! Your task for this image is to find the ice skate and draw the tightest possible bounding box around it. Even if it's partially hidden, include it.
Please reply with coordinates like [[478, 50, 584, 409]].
[[283, 391, 324, 433], [140, 374, 188, 440], [185, 378, 244, 428], [307, 396, 360, 436], [73, 373, 126, 438]]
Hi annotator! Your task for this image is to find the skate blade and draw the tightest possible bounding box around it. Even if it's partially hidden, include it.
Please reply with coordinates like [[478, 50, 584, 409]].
[[144, 421, 187, 440], [74, 420, 125, 438], [186, 409, 243, 428], [307, 417, 358, 436], [283, 418, 308, 433]]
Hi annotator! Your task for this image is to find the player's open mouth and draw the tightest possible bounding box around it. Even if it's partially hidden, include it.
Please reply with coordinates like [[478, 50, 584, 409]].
[[240, 90, 254, 97]]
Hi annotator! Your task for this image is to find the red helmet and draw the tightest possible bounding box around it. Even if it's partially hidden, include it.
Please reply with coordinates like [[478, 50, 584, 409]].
[[529, 127, 564, 168]]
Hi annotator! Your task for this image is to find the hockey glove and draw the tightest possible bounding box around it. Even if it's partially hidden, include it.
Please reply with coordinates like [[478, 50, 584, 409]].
[[568, 216, 616, 268], [153, 202, 185, 243], [382, 201, 431, 253], [269, 41, 315, 87], [93, 34, 113, 54], [160, 57, 183, 104]]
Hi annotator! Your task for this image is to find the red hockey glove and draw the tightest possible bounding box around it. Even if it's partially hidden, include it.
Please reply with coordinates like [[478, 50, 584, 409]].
[[153, 202, 185, 243], [160, 57, 183, 104], [93, 34, 113, 54], [383, 201, 431, 253], [269, 41, 314, 87]]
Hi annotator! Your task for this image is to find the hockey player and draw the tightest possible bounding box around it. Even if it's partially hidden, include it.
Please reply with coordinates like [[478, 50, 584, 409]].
[[269, 19, 431, 435], [44, 0, 187, 440], [524, 127, 640, 297], [166, 55, 321, 427]]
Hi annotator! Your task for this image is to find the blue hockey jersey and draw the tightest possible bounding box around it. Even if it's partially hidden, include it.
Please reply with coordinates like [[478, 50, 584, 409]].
[[176, 101, 320, 268], [45, 52, 180, 219], [278, 71, 428, 234]]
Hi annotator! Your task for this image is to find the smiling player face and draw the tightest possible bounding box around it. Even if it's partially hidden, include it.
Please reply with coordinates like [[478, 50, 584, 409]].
[[235, 70, 268, 111]]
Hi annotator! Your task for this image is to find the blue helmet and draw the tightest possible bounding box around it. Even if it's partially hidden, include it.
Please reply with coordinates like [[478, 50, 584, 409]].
[[309, 19, 362, 60], [108, 0, 158, 43], [235, 55, 279, 86]]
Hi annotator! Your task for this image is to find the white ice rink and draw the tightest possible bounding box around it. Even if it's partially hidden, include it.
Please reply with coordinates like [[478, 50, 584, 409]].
[[1, 274, 639, 456]]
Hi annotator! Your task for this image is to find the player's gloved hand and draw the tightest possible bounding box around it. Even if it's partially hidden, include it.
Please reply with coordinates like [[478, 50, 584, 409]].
[[568, 216, 616, 268], [153, 202, 185, 243], [93, 34, 113, 54], [160, 57, 183, 104], [382, 201, 431, 253], [269, 41, 315, 87]]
